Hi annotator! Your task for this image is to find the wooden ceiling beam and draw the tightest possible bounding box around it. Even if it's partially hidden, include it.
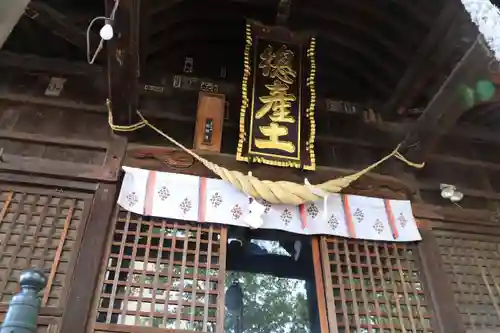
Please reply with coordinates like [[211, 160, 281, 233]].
[[0, 51, 103, 76], [380, 1, 461, 119], [25, 1, 97, 51], [316, 52, 391, 96], [125, 145, 414, 199], [319, 32, 401, 79], [399, 37, 487, 164], [0, 0, 30, 48], [295, 8, 410, 62], [148, 45, 392, 96], [230, 0, 427, 36], [393, 17, 471, 112], [105, 0, 141, 127]]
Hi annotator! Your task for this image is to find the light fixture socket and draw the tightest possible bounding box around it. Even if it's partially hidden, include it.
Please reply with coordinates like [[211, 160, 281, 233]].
[[440, 184, 456, 199], [450, 191, 464, 203]]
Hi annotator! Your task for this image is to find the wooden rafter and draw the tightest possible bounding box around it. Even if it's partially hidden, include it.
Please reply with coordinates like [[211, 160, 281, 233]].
[[296, 8, 410, 62], [149, 6, 408, 76], [400, 36, 486, 164], [381, 1, 462, 119], [319, 31, 402, 78], [0, 0, 30, 48], [230, 0, 429, 37], [394, 16, 471, 111], [25, 1, 98, 51]]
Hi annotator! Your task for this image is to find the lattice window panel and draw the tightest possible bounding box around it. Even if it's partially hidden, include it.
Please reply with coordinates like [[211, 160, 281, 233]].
[[0, 188, 87, 307], [94, 209, 227, 333], [435, 234, 500, 331], [321, 237, 435, 333]]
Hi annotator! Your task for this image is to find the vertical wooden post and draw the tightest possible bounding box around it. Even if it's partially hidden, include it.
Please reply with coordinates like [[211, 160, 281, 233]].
[[417, 227, 466, 333], [59, 183, 118, 333], [318, 237, 339, 333], [106, 0, 141, 128], [312, 238, 333, 333]]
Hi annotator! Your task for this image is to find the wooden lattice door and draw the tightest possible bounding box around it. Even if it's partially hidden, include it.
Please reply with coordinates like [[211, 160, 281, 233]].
[[90, 209, 228, 333], [0, 184, 93, 331], [319, 236, 438, 333]]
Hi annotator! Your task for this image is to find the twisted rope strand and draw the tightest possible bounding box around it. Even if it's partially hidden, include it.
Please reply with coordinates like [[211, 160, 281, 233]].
[[107, 99, 424, 205]]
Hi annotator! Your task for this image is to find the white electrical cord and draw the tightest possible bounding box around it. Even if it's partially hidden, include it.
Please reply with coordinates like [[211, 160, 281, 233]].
[[86, 16, 106, 64], [86, 0, 121, 64]]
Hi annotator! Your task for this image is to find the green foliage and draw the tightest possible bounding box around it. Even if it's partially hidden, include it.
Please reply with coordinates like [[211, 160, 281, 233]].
[[224, 272, 310, 333]]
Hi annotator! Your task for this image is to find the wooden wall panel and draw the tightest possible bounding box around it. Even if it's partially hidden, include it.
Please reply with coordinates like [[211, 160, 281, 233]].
[[89, 209, 228, 333], [0, 101, 111, 141], [0, 103, 126, 182], [434, 231, 500, 331], [0, 137, 107, 166]]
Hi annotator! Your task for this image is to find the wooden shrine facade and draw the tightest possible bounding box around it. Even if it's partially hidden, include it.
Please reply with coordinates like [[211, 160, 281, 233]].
[[1, 0, 500, 333], [2, 73, 500, 333]]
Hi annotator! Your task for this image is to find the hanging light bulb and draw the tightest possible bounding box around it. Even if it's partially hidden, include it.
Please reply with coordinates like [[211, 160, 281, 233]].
[[99, 20, 114, 40], [440, 184, 456, 199]]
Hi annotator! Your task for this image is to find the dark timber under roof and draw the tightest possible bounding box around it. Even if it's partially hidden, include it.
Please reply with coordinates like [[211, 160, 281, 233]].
[[2, 0, 476, 110], [5, 0, 500, 152]]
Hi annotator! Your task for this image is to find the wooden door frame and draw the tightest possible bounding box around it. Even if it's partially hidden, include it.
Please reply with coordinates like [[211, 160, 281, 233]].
[[417, 225, 466, 333], [59, 183, 119, 333], [312, 237, 335, 333]]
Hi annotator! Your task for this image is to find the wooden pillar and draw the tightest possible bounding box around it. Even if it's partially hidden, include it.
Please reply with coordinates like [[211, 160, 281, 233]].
[[417, 226, 466, 333], [59, 183, 118, 333], [0, 0, 30, 48], [106, 0, 141, 127]]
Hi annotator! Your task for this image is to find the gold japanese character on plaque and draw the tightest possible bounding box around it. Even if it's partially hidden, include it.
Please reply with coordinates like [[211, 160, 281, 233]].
[[256, 81, 296, 123], [255, 122, 295, 153], [259, 45, 297, 85]]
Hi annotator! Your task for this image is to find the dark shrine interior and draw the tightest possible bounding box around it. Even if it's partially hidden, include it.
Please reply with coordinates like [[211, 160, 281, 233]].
[[3, 0, 498, 123]]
